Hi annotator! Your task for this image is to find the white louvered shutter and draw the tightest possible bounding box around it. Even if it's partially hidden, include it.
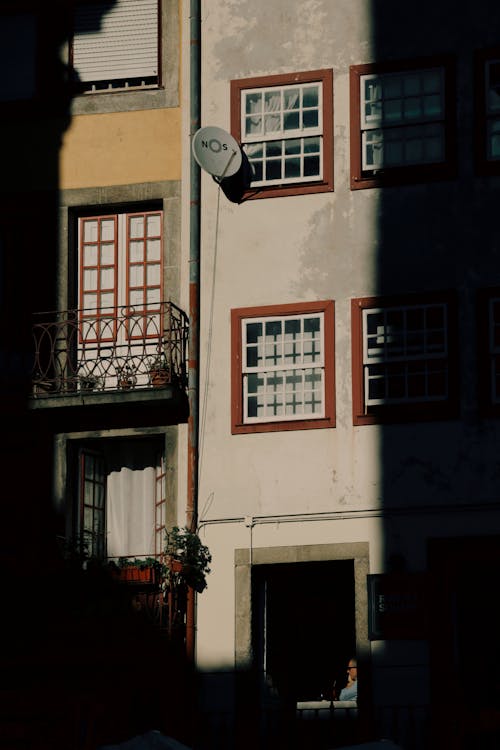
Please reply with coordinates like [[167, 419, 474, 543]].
[[73, 0, 159, 84]]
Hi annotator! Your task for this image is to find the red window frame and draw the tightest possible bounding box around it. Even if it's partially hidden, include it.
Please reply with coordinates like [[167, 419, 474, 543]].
[[231, 300, 335, 435], [351, 291, 459, 425], [349, 56, 456, 190], [126, 210, 164, 340], [78, 210, 164, 344], [230, 69, 334, 200], [79, 215, 119, 343]]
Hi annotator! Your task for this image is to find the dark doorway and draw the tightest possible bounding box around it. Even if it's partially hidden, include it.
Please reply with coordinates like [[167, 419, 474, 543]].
[[253, 560, 356, 703], [430, 536, 500, 750]]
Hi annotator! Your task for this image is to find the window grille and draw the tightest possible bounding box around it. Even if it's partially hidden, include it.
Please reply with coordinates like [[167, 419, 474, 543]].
[[241, 81, 323, 185], [360, 67, 445, 170], [242, 313, 325, 422], [362, 303, 448, 406]]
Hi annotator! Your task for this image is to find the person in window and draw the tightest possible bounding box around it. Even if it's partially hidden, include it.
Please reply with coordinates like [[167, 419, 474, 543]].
[[338, 657, 358, 701]]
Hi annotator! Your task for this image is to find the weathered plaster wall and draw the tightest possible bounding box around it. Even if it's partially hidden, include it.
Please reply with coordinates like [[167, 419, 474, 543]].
[[193, 0, 500, 719], [60, 109, 181, 188]]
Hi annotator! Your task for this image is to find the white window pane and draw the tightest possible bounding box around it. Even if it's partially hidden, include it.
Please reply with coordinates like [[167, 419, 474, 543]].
[[101, 292, 114, 309], [383, 76, 402, 99], [404, 97, 422, 120], [129, 240, 144, 262], [405, 137, 423, 163], [100, 219, 115, 241], [83, 221, 98, 242], [283, 88, 299, 110], [83, 293, 97, 310], [246, 91, 262, 114], [147, 239, 161, 261], [83, 245, 98, 266], [302, 85, 319, 108], [100, 243, 115, 265], [384, 99, 401, 122], [83, 269, 98, 291], [146, 264, 160, 286], [147, 287, 160, 305], [130, 290, 144, 307], [423, 69, 442, 93], [423, 94, 443, 117], [129, 265, 144, 286], [130, 216, 144, 238], [265, 113, 282, 133], [146, 214, 161, 236], [403, 74, 420, 96], [100, 267, 114, 289]]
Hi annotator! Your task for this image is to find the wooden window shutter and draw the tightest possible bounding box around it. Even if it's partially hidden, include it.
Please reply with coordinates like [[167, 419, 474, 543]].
[[73, 0, 159, 84]]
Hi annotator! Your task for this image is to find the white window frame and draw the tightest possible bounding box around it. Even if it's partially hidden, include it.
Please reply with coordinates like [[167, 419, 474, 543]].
[[362, 303, 449, 406], [240, 81, 324, 186], [241, 312, 326, 423], [360, 67, 446, 171]]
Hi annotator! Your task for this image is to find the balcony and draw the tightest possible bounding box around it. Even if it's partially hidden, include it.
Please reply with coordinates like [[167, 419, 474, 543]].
[[30, 302, 189, 425]]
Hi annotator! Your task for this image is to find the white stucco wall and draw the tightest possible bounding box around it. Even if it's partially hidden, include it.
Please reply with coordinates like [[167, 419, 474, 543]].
[[182, 0, 500, 720]]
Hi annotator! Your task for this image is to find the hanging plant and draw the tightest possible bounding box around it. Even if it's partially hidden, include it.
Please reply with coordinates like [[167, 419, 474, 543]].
[[164, 526, 211, 593]]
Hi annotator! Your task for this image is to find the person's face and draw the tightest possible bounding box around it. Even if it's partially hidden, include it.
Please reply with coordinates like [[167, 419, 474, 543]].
[[347, 661, 357, 681]]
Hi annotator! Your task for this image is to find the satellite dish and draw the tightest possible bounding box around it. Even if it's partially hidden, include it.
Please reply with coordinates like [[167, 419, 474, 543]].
[[192, 126, 242, 179]]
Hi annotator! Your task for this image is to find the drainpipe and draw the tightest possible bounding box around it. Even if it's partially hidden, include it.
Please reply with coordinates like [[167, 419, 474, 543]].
[[186, 0, 201, 665]]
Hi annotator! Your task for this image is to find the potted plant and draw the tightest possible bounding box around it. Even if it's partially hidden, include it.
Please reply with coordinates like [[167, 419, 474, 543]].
[[79, 371, 102, 391], [109, 556, 164, 584], [117, 364, 137, 390], [164, 526, 211, 593], [148, 352, 171, 387]]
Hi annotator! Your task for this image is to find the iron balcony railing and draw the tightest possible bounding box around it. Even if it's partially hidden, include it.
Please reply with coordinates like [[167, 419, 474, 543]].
[[31, 301, 189, 397]]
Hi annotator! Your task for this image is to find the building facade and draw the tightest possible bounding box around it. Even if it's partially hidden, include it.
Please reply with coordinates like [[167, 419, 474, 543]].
[[192, 2, 500, 749], [1, 1, 193, 746]]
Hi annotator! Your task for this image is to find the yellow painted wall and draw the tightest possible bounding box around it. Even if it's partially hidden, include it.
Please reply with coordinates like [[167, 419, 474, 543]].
[[60, 107, 181, 189]]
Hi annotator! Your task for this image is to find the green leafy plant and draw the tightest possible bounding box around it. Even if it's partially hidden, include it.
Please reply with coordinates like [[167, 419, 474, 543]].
[[164, 526, 211, 593]]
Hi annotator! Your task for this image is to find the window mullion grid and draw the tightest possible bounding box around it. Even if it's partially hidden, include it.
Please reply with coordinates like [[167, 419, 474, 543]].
[[242, 313, 324, 423], [363, 303, 448, 407]]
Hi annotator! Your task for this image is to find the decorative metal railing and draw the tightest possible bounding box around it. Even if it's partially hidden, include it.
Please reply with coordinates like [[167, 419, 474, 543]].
[[31, 301, 189, 397]]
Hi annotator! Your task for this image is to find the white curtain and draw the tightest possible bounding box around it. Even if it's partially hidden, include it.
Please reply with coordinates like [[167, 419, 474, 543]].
[[106, 464, 156, 559]]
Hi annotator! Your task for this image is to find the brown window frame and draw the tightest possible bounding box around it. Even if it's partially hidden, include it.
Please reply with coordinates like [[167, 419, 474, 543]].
[[230, 69, 334, 200], [349, 56, 456, 190], [231, 300, 335, 434], [351, 291, 459, 425]]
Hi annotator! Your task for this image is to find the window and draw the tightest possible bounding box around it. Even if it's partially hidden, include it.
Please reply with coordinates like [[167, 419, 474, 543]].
[[78, 208, 163, 340], [77, 441, 166, 561], [230, 70, 333, 199], [475, 49, 500, 175], [76, 207, 164, 390], [350, 57, 456, 189], [72, 0, 160, 93], [477, 288, 500, 415], [351, 293, 458, 424], [231, 301, 335, 434]]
